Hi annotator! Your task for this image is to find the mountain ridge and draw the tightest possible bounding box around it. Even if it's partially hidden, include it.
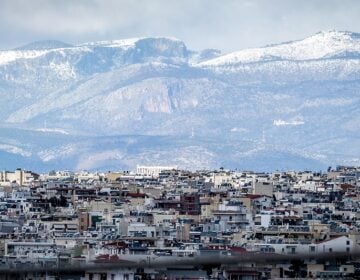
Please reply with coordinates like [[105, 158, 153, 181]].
[[15, 40, 74, 50], [199, 30, 360, 67], [0, 30, 359, 171]]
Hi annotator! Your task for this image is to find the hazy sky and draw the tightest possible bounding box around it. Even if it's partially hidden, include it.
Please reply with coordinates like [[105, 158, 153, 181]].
[[0, 0, 359, 52]]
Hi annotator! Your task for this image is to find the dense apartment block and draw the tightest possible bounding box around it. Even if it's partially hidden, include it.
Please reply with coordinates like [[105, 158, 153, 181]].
[[0, 166, 359, 279]]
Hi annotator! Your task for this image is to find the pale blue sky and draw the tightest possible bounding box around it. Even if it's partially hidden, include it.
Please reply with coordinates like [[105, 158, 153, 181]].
[[0, 0, 359, 51]]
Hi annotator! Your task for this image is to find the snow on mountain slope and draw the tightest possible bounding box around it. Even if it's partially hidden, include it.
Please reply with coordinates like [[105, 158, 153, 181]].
[[79, 38, 141, 48], [0, 36, 191, 121], [211, 58, 360, 81], [0, 31, 359, 171], [0, 49, 49, 65], [5, 62, 198, 125], [0, 37, 188, 66], [199, 31, 360, 67]]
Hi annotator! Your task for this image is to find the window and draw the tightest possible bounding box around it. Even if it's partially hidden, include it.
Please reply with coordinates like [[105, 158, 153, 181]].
[[346, 240, 350, 245], [346, 247, 350, 252], [310, 246, 315, 252], [329, 248, 332, 252]]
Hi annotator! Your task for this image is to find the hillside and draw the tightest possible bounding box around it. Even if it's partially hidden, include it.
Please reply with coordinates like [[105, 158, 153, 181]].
[[0, 31, 359, 171]]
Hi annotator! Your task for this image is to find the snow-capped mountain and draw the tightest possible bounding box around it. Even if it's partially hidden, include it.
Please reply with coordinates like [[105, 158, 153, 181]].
[[199, 30, 360, 66], [0, 31, 359, 171]]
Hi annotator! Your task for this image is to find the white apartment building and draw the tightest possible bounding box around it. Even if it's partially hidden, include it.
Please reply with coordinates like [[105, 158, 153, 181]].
[[136, 165, 176, 177]]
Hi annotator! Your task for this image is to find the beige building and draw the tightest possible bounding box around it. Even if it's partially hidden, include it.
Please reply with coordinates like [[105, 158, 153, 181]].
[[0, 169, 35, 186], [105, 171, 128, 182], [211, 171, 233, 188], [201, 198, 219, 219], [88, 200, 115, 212], [176, 223, 190, 241], [307, 264, 325, 278], [78, 210, 90, 233], [152, 212, 177, 225], [253, 181, 273, 197]]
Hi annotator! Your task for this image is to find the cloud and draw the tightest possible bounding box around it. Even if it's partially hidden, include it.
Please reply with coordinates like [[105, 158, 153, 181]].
[[0, 0, 359, 51]]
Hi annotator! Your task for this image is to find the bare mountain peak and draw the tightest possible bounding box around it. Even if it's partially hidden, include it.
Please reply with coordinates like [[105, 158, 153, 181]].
[[15, 40, 73, 51]]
